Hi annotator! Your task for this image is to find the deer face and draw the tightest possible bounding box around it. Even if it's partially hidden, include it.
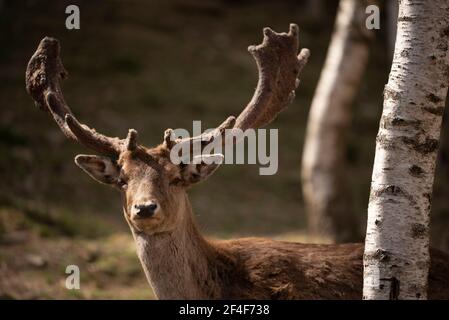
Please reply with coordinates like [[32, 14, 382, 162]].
[[74, 145, 223, 234]]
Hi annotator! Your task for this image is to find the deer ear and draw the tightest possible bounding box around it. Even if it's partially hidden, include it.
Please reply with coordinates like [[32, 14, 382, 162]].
[[177, 154, 224, 187], [74, 155, 120, 185]]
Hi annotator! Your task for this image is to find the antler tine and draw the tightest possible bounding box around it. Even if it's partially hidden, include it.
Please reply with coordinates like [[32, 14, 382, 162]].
[[164, 116, 236, 151], [125, 129, 139, 151], [26, 37, 131, 157], [235, 23, 310, 131]]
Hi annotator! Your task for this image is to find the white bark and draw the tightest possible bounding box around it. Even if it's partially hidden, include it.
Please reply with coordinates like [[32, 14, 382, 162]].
[[301, 0, 372, 242], [363, 0, 449, 300]]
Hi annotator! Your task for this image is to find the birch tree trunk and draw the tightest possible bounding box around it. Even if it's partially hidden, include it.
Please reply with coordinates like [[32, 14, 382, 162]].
[[301, 0, 372, 242], [363, 0, 449, 300]]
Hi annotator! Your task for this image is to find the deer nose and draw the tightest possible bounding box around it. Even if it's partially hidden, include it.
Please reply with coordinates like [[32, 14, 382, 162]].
[[134, 203, 158, 218]]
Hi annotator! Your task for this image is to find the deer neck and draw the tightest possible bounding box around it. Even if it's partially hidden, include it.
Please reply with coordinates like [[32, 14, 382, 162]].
[[131, 193, 221, 299]]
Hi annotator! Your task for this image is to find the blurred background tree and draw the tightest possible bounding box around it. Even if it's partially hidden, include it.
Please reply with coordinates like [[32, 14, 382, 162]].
[[301, 0, 373, 242]]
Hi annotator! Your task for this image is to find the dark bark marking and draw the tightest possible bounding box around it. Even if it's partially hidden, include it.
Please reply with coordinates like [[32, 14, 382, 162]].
[[390, 277, 400, 300], [373, 185, 403, 197], [387, 117, 421, 127], [391, 118, 406, 126], [371, 185, 417, 207], [409, 165, 423, 177], [441, 26, 449, 37], [402, 137, 439, 154], [436, 41, 448, 52], [411, 223, 428, 238], [426, 93, 443, 103], [423, 192, 432, 210], [373, 249, 390, 262], [422, 106, 444, 116], [398, 16, 415, 22]]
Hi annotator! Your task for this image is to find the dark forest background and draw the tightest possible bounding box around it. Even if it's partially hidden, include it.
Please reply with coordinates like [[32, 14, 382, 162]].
[[1, 0, 448, 299]]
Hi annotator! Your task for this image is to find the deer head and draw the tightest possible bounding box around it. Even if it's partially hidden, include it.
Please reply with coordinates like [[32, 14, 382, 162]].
[[26, 25, 309, 235]]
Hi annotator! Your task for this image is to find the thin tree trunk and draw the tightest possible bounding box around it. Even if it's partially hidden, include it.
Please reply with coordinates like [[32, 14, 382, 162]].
[[301, 0, 373, 242], [363, 0, 449, 300]]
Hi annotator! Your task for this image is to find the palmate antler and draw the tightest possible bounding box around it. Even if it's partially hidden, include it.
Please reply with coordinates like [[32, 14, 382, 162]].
[[165, 24, 310, 151], [26, 24, 309, 159], [25, 37, 137, 157], [236, 24, 309, 131]]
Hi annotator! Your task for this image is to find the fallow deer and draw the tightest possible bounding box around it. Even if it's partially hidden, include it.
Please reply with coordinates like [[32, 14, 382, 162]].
[[26, 25, 449, 299]]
